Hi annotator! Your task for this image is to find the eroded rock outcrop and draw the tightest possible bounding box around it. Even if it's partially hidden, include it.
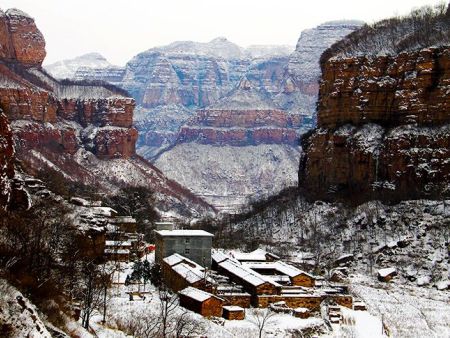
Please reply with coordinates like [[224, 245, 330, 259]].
[[0, 9, 46, 65], [0, 8, 215, 216], [318, 48, 449, 128], [156, 79, 302, 211], [300, 46, 450, 202]]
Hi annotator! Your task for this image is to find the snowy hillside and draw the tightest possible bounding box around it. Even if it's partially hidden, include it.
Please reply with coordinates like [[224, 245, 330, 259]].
[[45, 52, 118, 79], [287, 20, 364, 83], [155, 144, 301, 212]]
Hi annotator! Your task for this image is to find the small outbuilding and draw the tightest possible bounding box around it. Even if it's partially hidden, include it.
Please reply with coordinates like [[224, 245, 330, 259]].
[[222, 306, 245, 320], [377, 267, 397, 282], [179, 287, 224, 317], [293, 307, 310, 319]]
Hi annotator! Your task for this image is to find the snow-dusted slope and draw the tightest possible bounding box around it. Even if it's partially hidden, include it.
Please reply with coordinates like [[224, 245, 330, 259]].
[[45, 52, 117, 79], [287, 20, 364, 83], [0, 279, 52, 338], [155, 144, 301, 212], [245, 44, 294, 58]]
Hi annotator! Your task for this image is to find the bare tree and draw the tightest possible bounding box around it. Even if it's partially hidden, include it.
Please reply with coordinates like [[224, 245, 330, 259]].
[[249, 309, 276, 338], [79, 260, 103, 330], [158, 286, 179, 338]]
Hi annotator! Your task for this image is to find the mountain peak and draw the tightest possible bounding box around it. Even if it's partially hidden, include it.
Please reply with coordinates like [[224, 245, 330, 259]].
[[75, 52, 108, 61], [209, 36, 229, 43]]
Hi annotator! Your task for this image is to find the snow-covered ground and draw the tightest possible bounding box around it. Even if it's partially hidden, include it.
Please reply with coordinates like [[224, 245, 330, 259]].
[[351, 277, 450, 338], [155, 143, 301, 212]]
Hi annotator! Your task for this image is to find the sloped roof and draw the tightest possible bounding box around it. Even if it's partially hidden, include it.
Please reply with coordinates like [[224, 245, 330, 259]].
[[212, 251, 233, 264], [172, 263, 206, 284], [218, 259, 279, 287], [231, 248, 274, 262], [179, 287, 223, 302], [163, 253, 204, 270], [155, 229, 214, 237]]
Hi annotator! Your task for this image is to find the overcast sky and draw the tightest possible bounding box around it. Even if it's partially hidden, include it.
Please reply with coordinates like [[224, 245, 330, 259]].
[[2, 0, 446, 66]]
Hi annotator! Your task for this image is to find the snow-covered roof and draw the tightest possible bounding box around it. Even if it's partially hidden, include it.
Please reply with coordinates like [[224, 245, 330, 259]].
[[155, 229, 214, 237], [218, 260, 278, 287], [378, 267, 397, 277], [92, 207, 118, 217], [223, 305, 244, 312], [231, 248, 270, 262], [163, 253, 204, 270], [242, 261, 314, 279], [105, 240, 132, 247], [179, 287, 217, 302], [104, 249, 129, 254], [212, 251, 232, 264], [111, 216, 137, 223], [155, 221, 174, 225], [266, 275, 292, 283], [172, 263, 206, 284], [70, 197, 91, 206]]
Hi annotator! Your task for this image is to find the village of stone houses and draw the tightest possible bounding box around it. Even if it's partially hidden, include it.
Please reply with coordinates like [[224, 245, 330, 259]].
[[55, 195, 404, 338]]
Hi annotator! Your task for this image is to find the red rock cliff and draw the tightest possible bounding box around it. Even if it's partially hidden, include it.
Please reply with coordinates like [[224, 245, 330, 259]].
[[299, 46, 450, 202], [0, 9, 46, 65], [0, 9, 137, 160], [178, 109, 301, 146]]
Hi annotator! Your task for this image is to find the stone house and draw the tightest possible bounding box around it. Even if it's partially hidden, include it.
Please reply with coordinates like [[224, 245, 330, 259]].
[[179, 287, 224, 317], [162, 254, 214, 292], [217, 259, 279, 305], [222, 306, 245, 320]]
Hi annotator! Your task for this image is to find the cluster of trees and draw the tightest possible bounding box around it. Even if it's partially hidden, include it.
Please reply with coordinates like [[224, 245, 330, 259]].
[[104, 186, 159, 241], [0, 198, 107, 330], [321, 3, 450, 66], [57, 77, 130, 97], [113, 264, 205, 338], [0, 167, 162, 332]]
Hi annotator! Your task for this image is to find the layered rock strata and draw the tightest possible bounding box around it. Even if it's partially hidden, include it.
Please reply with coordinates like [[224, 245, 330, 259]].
[[155, 80, 302, 211], [0, 8, 214, 216], [300, 46, 450, 202]]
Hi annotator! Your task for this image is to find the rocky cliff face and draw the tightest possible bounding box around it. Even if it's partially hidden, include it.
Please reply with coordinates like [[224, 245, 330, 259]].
[[0, 9, 46, 65], [176, 79, 302, 147], [272, 21, 364, 120], [155, 79, 302, 211], [44, 23, 363, 211], [300, 46, 450, 202], [0, 8, 214, 217]]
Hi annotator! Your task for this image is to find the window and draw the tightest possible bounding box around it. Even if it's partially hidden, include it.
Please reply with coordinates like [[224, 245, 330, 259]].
[[185, 238, 190, 244], [184, 248, 190, 255]]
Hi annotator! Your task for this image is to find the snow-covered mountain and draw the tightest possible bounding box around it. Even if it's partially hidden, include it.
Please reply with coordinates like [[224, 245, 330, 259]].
[[45, 23, 363, 211], [45, 52, 118, 79]]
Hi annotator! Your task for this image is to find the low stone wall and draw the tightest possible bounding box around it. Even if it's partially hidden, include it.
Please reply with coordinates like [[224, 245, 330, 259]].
[[219, 293, 251, 308], [256, 295, 322, 310], [256, 294, 353, 310]]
